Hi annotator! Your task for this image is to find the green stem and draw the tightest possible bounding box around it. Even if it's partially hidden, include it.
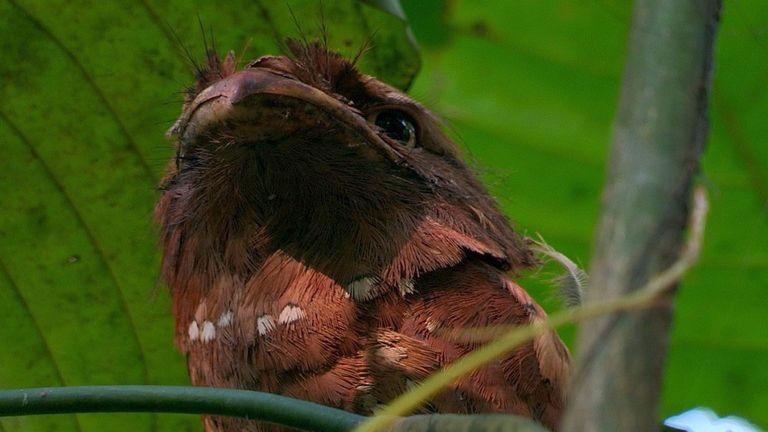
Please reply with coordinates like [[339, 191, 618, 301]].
[[0, 386, 364, 432]]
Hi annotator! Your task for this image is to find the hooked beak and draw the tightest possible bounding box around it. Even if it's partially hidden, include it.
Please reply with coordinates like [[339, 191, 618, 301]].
[[167, 67, 405, 163]]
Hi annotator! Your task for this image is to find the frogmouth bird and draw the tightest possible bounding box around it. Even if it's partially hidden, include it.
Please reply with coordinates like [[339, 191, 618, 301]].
[[156, 41, 570, 431]]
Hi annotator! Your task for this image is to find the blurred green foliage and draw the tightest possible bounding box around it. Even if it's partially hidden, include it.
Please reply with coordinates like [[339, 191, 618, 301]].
[[0, 1, 765, 431]]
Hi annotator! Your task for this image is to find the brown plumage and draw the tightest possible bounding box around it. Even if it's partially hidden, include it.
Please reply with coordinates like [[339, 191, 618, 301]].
[[156, 41, 570, 431]]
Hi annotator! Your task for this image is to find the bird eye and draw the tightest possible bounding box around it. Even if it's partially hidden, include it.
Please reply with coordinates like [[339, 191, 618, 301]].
[[369, 109, 418, 148]]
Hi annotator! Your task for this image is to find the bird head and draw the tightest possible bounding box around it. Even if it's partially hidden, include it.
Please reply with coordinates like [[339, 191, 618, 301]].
[[156, 41, 535, 287]]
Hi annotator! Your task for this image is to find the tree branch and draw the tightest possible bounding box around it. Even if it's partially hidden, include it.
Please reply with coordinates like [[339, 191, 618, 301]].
[[562, 1, 722, 430]]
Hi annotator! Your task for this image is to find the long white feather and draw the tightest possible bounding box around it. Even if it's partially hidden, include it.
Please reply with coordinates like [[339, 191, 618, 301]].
[[530, 235, 587, 307]]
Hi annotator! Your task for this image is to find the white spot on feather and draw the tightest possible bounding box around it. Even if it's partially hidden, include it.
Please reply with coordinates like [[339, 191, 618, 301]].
[[377, 345, 407, 366], [217, 310, 234, 328], [257, 314, 275, 335], [425, 318, 437, 333], [188, 321, 200, 341], [278, 304, 306, 325], [201, 321, 216, 342], [398, 278, 415, 297], [346, 276, 381, 301]]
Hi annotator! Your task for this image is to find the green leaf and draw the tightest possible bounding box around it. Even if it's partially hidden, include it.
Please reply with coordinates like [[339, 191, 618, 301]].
[[404, 0, 768, 427], [2, 0, 767, 430], [0, 1, 416, 431]]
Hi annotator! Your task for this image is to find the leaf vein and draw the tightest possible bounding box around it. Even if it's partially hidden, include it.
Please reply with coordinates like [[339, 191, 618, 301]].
[[0, 110, 152, 431], [0, 258, 83, 432], [6, 0, 157, 185]]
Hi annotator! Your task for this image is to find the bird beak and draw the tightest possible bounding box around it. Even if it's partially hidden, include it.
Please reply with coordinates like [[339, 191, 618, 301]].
[[167, 67, 405, 164]]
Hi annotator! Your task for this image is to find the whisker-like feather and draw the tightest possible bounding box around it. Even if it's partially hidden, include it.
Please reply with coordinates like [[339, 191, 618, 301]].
[[529, 234, 587, 307]]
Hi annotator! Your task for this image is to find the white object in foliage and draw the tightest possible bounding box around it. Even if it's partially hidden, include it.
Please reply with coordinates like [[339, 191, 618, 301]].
[[664, 407, 762, 432]]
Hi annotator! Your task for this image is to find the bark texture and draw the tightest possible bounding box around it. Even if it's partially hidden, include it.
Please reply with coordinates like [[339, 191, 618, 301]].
[[562, 1, 722, 430]]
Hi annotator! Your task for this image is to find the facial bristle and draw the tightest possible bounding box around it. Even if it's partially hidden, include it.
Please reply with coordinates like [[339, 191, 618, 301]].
[[529, 235, 586, 307]]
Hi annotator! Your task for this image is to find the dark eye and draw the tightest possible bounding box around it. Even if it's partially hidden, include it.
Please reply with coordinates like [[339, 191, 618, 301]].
[[370, 109, 418, 148]]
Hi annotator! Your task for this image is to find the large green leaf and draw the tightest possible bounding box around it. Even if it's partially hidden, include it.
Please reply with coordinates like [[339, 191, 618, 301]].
[[0, 1, 415, 431], [2, 0, 767, 430], [404, 0, 768, 427]]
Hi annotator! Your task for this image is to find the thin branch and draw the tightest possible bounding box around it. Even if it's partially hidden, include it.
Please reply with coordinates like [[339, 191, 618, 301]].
[[0, 386, 554, 432], [354, 187, 708, 432], [0, 386, 363, 432]]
